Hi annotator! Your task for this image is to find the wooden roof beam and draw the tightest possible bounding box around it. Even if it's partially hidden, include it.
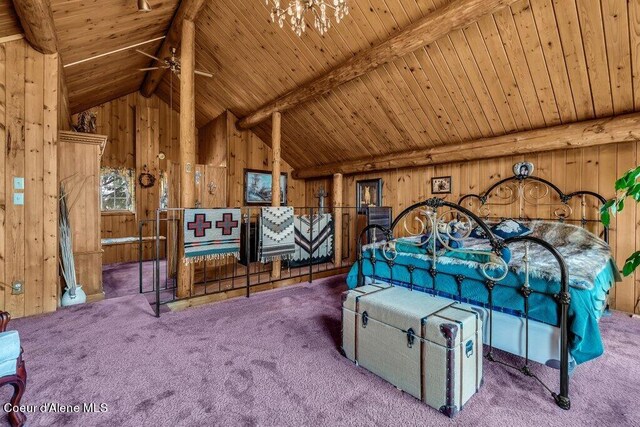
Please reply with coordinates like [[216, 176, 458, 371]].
[[238, 0, 519, 129], [293, 112, 640, 179], [140, 0, 207, 97], [11, 0, 58, 54]]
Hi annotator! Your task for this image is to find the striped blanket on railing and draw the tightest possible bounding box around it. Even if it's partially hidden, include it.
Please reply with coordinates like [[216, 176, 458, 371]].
[[288, 214, 334, 267]]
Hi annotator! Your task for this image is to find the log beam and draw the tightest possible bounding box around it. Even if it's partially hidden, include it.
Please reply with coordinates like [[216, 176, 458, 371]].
[[238, 0, 519, 129], [177, 19, 196, 299], [271, 112, 282, 280], [11, 0, 58, 54], [140, 0, 207, 97], [293, 112, 640, 179]]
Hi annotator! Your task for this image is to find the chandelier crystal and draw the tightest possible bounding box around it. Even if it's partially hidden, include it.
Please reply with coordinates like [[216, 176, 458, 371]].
[[266, 0, 349, 36]]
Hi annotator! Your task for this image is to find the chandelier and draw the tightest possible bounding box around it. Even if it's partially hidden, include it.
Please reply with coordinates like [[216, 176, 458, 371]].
[[266, 0, 349, 36]]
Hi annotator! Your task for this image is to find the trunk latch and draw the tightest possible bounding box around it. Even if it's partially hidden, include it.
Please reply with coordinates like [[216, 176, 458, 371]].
[[407, 328, 416, 348], [465, 340, 473, 357]]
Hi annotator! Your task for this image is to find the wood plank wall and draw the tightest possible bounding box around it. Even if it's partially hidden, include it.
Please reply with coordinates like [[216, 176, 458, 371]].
[[74, 92, 182, 264], [0, 38, 59, 317], [199, 110, 306, 208], [306, 143, 640, 314]]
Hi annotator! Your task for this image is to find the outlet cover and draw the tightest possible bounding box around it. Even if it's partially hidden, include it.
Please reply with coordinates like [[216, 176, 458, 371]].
[[13, 193, 24, 205], [11, 281, 24, 295]]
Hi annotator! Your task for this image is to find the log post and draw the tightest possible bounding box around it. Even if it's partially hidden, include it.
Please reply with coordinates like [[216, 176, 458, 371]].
[[333, 173, 343, 267], [177, 19, 196, 298], [271, 112, 282, 280]]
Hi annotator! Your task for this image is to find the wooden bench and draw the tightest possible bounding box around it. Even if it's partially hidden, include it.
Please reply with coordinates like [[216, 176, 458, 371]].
[[101, 236, 166, 264]]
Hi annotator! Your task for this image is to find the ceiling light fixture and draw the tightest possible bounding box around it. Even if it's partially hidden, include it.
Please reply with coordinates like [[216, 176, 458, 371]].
[[266, 0, 349, 36], [138, 0, 152, 12]]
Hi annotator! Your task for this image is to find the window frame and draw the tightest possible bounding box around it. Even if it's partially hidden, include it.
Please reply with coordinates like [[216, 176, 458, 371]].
[[100, 167, 136, 214]]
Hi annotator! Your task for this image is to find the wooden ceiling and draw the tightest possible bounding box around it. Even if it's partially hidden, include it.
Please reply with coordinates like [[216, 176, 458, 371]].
[[2, 0, 639, 171], [155, 0, 640, 171], [0, 0, 21, 39], [50, 0, 179, 113]]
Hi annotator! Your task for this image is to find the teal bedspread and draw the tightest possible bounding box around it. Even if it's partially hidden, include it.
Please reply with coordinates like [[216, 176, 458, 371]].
[[346, 251, 617, 364]]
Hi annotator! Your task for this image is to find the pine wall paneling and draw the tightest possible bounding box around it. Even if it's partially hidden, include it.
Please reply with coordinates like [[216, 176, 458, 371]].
[[0, 38, 59, 317], [305, 143, 640, 314], [199, 110, 306, 208], [80, 92, 181, 264], [90, 97, 307, 265]]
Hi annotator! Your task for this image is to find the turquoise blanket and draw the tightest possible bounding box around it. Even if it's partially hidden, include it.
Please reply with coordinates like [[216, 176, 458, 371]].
[[346, 250, 616, 364]]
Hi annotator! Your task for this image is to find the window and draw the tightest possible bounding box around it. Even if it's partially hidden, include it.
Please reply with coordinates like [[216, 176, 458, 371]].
[[159, 171, 169, 209], [100, 168, 135, 212]]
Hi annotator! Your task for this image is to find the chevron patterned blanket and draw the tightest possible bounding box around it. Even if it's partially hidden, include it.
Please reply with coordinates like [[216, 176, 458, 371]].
[[259, 207, 295, 263], [183, 209, 241, 264], [288, 214, 334, 267]]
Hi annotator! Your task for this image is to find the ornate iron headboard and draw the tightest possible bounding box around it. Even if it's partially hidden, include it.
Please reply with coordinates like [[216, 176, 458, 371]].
[[458, 175, 609, 243]]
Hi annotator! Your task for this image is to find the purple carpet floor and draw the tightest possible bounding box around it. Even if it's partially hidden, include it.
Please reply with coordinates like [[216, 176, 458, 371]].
[[102, 260, 174, 305], [2, 275, 639, 426]]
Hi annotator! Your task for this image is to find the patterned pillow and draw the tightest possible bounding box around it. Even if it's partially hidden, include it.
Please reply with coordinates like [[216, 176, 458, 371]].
[[490, 219, 531, 239], [469, 225, 490, 240]]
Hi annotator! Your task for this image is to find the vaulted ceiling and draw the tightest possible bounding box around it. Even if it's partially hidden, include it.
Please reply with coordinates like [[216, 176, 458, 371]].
[[50, 0, 180, 113], [3, 0, 639, 172]]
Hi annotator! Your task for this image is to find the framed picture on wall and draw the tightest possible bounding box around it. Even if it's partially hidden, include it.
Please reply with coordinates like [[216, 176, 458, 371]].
[[244, 168, 287, 205], [356, 178, 383, 214], [431, 176, 452, 194]]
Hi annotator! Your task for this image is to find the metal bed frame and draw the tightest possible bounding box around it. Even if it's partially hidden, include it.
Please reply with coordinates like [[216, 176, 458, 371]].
[[355, 174, 610, 410]]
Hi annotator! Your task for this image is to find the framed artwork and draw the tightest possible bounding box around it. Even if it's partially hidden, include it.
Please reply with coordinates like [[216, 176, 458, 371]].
[[356, 178, 383, 213], [244, 168, 287, 206], [431, 176, 452, 194]]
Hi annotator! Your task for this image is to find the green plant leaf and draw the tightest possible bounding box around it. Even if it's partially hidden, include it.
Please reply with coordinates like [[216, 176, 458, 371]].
[[617, 198, 625, 213], [601, 199, 615, 211], [622, 251, 640, 277], [601, 210, 611, 227], [615, 176, 627, 191]]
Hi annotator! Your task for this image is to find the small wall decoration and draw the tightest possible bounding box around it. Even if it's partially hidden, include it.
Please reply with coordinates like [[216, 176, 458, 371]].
[[244, 168, 288, 205], [138, 165, 156, 189], [431, 176, 452, 194], [513, 162, 535, 177], [356, 178, 383, 214], [315, 185, 328, 214], [74, 111, 97, 134]]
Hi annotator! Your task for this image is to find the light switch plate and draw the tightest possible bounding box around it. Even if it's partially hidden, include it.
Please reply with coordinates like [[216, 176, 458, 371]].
[[13, 193, 24, 205], [13, 177, 24, 190]]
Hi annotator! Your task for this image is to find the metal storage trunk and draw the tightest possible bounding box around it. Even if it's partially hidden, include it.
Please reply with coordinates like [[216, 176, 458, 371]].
[[342, 285, 483, 417]]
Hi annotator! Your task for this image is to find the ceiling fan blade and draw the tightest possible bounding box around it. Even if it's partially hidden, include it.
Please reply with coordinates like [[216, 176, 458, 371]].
[[195, 70, 214, 78], [136, 49, 163, 62], [139, 67, 161, 71]]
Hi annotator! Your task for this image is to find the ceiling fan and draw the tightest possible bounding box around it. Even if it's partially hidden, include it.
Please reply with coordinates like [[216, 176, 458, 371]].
[[136, 47, 214, 78]]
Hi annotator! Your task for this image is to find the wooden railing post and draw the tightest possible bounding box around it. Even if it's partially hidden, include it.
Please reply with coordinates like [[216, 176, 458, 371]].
[[333, 173, 343, 267], [271, 111, 282, 280]]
